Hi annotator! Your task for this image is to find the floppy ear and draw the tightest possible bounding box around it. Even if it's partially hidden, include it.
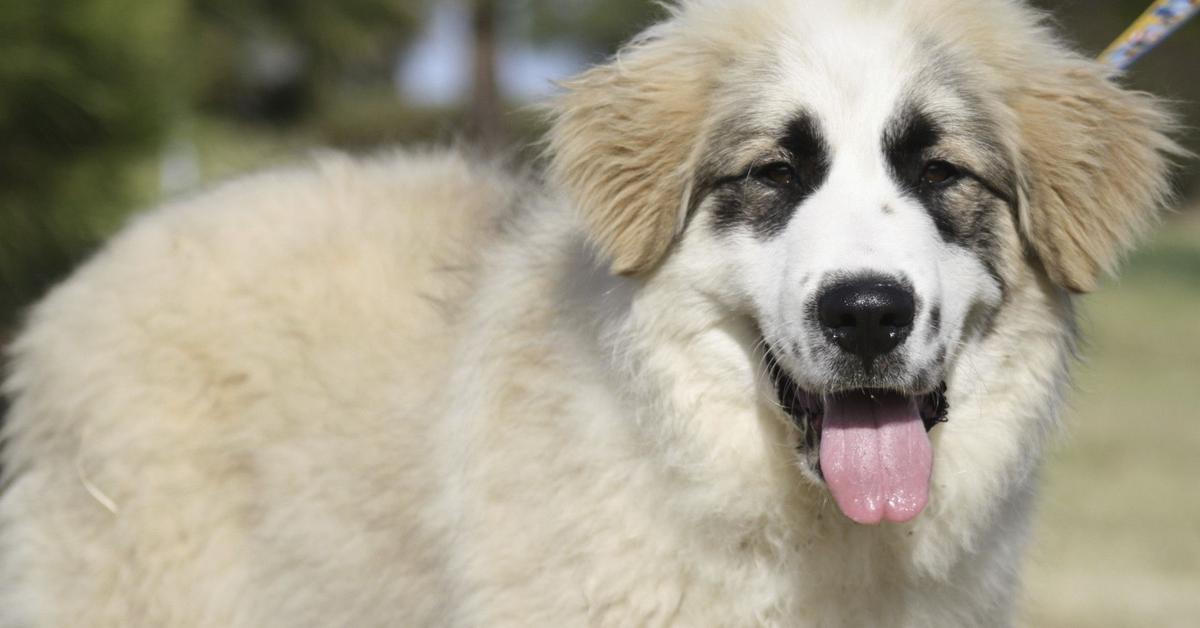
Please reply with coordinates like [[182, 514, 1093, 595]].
[[547, 29, 712, 275], [1013, 60, 1179, 293]]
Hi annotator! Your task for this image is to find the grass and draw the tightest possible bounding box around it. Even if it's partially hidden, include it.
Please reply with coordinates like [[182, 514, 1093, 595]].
[[1019, 213, 1200, 627]]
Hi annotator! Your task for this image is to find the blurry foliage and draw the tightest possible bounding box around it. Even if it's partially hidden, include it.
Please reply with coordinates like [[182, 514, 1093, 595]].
[[315, 92, 549, 157], [523, 0, 665, 58], [0, 0, 187, 330], [192, 0, 424, 122]]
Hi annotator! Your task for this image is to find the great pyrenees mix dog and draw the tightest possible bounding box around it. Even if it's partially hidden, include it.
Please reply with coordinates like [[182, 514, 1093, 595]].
[[0, 0, 1178, 626]]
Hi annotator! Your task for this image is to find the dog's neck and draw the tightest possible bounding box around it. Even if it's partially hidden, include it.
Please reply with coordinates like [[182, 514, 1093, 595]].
[[443, 205, 1077, 608]]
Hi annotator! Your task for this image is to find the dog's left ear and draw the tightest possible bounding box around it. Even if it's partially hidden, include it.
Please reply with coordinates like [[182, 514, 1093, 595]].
[[547, 30, 711, 275], [1013, 59, 1179, 293]]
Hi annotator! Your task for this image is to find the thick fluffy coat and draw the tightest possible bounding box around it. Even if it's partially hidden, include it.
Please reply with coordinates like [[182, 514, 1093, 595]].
[[0, 0, 1177, 625]]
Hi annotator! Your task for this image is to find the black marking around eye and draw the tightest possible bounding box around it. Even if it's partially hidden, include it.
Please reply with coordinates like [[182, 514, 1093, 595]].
[[885, 109, 942, 172], [710, 112, 831, 238], [884, 107, 987, 244], [884, 109, 944, 211], [780, 114, 827, 164], [883, 104, 1007, 289]]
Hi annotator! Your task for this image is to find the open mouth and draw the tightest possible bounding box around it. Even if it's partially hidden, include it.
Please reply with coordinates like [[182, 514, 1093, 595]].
[[765, 349, 949, 525]]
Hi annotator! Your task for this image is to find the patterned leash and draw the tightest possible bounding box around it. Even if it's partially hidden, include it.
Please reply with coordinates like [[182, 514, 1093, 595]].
[[1100, 0, 1200, 69]]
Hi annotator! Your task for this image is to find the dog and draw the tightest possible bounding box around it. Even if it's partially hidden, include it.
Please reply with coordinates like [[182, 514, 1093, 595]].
[[0, 0, 1178, 625]]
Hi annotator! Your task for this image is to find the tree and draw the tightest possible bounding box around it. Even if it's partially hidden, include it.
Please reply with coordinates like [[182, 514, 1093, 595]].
[[469, 0, 505, 151], [456, 0, 664, 150]]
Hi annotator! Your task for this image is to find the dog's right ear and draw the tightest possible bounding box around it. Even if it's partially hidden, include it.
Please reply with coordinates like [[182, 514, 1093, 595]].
[[547, 29, 712, 276]]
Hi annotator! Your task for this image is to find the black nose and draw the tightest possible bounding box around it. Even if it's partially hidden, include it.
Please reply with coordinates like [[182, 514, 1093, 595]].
[[816, 277, 915, 361]]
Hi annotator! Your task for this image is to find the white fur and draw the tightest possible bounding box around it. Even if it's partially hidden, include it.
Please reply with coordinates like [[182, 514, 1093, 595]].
[[0, 1, 1175, 626]]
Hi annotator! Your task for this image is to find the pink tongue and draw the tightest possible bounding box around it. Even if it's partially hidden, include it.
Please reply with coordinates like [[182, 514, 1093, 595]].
[[819, 392, 932, 525]]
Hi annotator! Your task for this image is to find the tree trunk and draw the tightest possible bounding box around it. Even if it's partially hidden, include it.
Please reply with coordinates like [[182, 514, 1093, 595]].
[[469, 0, 504, 152]]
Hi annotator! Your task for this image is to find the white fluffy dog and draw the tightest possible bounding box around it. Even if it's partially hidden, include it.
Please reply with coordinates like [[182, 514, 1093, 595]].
[[0, 0, 1177, 625]]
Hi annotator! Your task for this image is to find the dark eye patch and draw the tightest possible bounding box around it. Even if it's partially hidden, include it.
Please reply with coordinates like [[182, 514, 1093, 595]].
[[710, 112, 831, 238], [884, 109, 943, 190], [884, 107, 989, 240], [883, 103, 1009, 289]]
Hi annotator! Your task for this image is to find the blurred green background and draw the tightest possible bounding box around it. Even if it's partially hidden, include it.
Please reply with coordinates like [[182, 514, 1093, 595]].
[[0, 1, 1195, 624]]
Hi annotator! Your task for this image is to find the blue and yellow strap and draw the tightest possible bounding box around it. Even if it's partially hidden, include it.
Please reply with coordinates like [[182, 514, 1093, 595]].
[[1100, 0, 1200, 69]]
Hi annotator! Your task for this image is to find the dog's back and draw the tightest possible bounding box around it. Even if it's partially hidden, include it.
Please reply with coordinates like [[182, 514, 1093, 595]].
[[0, 150, 514, 627]]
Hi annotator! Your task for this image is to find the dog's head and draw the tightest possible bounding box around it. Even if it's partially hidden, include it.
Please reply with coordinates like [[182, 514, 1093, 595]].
[[549, 0, 1176, 525]]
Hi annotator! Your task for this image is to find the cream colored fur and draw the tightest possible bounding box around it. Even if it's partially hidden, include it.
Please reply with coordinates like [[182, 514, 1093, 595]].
[[548, 16, 715, 275], [0, 1, 1177, 626], [1012, 61, 1179, 292]]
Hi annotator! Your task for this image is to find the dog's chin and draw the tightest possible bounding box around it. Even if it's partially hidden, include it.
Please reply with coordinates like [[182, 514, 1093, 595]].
[[764, 347, 949, 525]]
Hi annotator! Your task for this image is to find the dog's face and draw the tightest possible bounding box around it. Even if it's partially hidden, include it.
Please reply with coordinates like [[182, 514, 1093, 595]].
[[695, 30, 1013, 397], [551, 0, 1174, 525], [688, 31, 1016, 522]]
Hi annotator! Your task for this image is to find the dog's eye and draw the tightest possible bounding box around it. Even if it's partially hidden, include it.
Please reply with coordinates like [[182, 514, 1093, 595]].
[[921, 160, 960, 187], [756, 162, 796, 188]]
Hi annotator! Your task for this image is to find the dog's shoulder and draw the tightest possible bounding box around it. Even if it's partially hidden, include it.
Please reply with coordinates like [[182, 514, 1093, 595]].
[[5, 147, 516, 455], [0, 148, 519, 626]]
